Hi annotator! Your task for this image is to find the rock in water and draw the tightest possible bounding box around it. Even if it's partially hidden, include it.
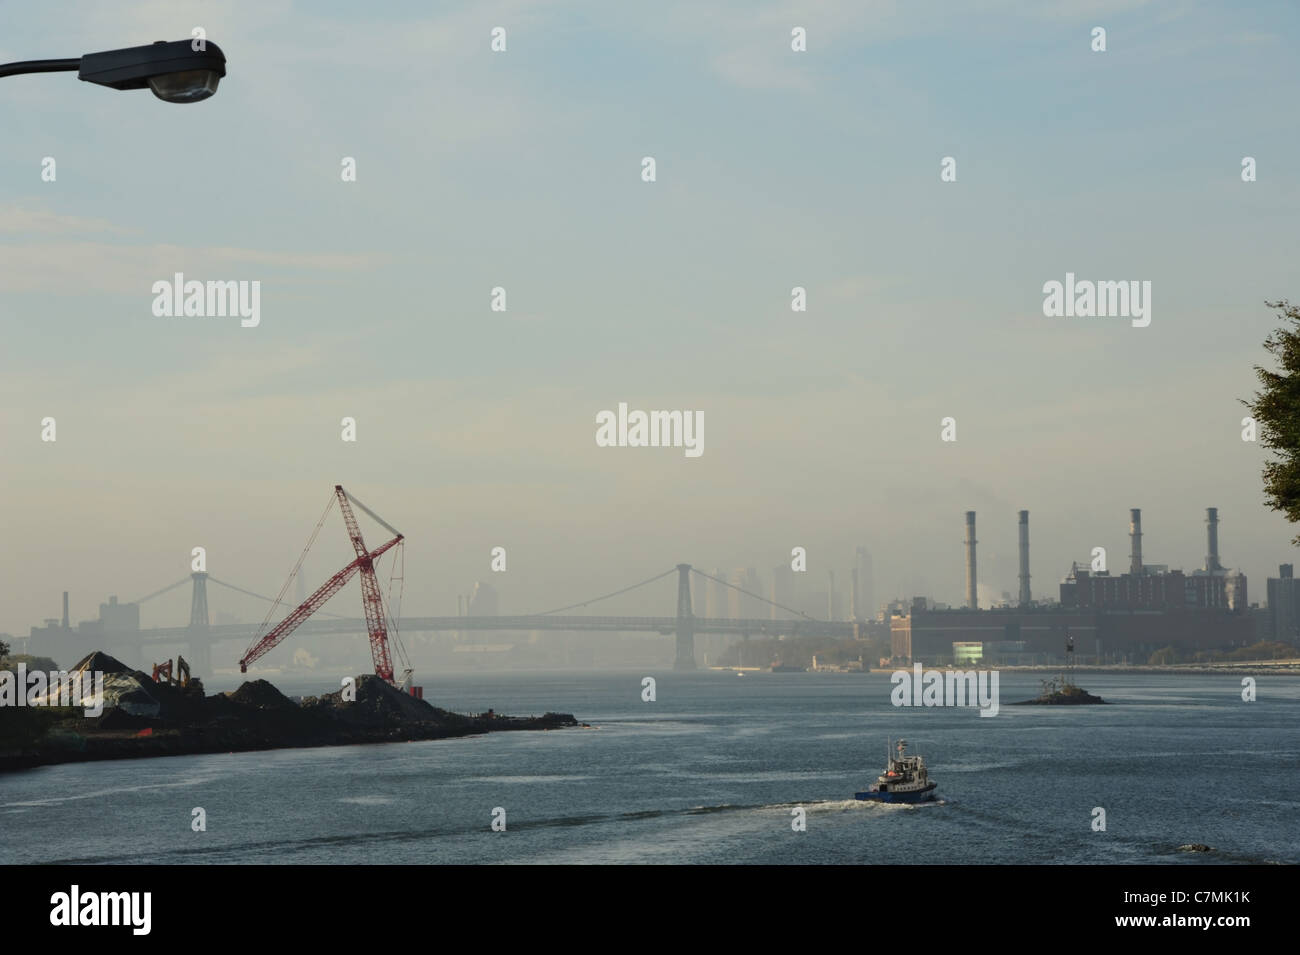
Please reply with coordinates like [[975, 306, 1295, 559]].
[[1012, 681, 1107, 705]]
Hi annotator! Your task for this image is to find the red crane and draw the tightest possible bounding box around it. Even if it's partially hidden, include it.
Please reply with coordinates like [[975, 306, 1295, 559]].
[[239, 485, 408, 684]]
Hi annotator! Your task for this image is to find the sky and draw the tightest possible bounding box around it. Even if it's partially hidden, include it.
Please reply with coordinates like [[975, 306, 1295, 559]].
[[2, 0, 1298, 641]]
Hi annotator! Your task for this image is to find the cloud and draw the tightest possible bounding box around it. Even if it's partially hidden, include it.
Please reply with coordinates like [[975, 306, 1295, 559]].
[[0, 238, 384, 293], [0, 203, 134, 236]]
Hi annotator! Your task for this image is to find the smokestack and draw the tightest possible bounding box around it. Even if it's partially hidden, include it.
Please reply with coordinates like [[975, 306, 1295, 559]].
[[965, 511, 978, 609], [62, 591, 69, 630], [827, 570, 835, 620], [1205, 507, 1221, 572], [1129, 508, 1143, 575], [850, 567, 859, 621], [1018, 510, 1031, 606]]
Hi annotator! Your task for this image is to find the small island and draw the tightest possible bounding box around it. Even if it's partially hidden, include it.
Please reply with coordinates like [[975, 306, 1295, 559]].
[[1013, 675, 1107, 705]]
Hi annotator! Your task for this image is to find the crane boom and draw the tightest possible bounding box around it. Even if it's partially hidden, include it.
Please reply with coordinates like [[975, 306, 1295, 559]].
[[237, 483, 403, 676], [239, 559, 361, 672]]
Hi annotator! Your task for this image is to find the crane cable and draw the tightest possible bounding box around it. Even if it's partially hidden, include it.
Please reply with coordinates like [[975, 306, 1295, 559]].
[[384, 541, 412, 674], [245, 489, 337, 657]]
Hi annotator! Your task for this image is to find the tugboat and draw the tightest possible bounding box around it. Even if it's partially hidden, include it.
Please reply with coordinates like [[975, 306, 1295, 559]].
[[854, 739, 937, 804]]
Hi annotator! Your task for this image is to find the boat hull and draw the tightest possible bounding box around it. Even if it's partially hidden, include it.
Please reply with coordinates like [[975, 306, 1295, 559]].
[[854, 783, 937, 804]]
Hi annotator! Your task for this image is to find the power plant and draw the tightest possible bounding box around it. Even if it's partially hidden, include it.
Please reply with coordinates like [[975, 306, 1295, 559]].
[[890, 506, 1255, 666]]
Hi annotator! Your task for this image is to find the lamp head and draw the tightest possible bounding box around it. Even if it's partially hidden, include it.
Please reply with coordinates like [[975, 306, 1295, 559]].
[[78, 39, 225, 103]]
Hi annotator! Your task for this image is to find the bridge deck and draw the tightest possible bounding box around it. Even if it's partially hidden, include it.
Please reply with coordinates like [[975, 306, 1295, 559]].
[[94, 615, 858, 644]]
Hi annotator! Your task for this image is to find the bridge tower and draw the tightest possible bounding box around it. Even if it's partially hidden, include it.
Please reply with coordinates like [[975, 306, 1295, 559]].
[[674, 563, 696, 670], [187, 572, 212, 678]]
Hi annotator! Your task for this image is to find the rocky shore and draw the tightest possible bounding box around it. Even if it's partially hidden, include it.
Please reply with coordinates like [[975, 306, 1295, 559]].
[[0, 656, 577, 773]]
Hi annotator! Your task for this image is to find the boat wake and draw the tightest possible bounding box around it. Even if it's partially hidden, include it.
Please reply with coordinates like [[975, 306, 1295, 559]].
[[805, 797, 947, 813]]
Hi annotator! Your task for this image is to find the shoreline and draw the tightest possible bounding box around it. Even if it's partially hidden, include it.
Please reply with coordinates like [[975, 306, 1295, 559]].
[[0, 653, 579, 775], [867, 662, 1300, 677], [0, 712, 577, 774]]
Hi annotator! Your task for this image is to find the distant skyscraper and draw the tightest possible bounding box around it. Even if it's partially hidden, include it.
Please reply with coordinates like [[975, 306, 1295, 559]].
[[467, 580, 498, 616], [705, 568, 728, 619], [854, 546, 874, 621], [771, 564, 795, 619], [728, 567, 762, 618], [727, 569, 744, 618], [745, 568, 763, 617]]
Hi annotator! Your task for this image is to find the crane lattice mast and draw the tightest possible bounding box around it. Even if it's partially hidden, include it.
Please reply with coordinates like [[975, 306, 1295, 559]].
[[239, 485, 403, 682]]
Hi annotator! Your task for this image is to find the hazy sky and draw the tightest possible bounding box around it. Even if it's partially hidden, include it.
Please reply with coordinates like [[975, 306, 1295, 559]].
[[2, 0, 1298, 640]]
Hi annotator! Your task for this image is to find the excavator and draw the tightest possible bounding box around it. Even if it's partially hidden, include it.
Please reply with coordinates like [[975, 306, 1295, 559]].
[[151, 654, 191, 687]]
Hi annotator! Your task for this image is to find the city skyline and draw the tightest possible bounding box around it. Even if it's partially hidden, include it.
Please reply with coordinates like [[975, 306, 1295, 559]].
[[4, 1, 1299, 637], [4, 501, 1278, 643]]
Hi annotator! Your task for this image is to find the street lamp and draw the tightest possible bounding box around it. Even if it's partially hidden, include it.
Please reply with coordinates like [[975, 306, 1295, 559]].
[[0, 39, 226, 103]]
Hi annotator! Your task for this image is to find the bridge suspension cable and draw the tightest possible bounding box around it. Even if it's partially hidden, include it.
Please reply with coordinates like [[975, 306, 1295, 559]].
[[129, 577, 191, 605], [690, 567, 818, 620], [208, 576, 349, 619], [530, 567, 678, 616]]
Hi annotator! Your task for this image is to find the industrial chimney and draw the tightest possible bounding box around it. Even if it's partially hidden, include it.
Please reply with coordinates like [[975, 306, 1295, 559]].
[[1129, 508, 1143, 575], [1018, 510, 1031, 605], [62, 591, 69, 630], [850, 567, 859, 621], [1205, 507, 1221, 572], [965, 511, 978, 609]]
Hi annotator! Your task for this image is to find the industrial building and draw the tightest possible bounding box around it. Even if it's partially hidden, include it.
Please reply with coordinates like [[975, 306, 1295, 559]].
[[24, 592, 144, 668], [1059, 509, 1246, 612], [890, 506, 1255, 665], [1266, 564, 1299, 642]]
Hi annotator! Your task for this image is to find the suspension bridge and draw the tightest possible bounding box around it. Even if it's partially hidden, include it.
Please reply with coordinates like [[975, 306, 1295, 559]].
[[34, 564, 859, 675]]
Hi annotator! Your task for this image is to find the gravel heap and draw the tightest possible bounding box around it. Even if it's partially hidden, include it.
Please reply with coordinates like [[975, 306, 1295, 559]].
[[227, 679, 297, 710], [305, 674, 465, 728]]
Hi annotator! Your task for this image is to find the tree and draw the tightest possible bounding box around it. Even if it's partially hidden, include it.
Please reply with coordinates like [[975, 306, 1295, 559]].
[[0, 638, 8, 659], [1244, 300, 1300, 544]]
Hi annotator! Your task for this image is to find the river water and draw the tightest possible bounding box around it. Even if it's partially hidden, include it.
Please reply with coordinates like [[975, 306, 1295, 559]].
[[1, 671, 1296, 864]]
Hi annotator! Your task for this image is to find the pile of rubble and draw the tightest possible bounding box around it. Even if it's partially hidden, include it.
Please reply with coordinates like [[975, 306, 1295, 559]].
[[38, 651, 208, 723], [303, 675, 467, 729], [228, 679, 297, 710]]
